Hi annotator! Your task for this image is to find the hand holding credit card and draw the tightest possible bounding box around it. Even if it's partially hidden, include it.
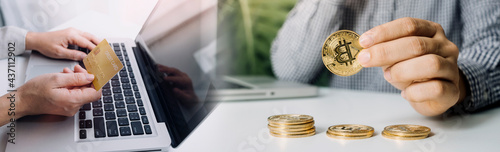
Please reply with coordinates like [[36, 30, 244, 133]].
[[83, 39, 124, 90]]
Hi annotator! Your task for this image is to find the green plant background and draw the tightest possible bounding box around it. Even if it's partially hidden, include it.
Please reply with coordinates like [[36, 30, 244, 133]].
[[219, 0, 330, 86]]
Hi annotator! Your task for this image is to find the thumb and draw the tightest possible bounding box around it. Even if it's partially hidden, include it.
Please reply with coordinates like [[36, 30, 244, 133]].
[[53, 73, 95, 87]]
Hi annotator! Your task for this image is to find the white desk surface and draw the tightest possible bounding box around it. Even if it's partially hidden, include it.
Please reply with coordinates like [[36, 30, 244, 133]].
[[1, 7, 500, 152], [175, 88, 500, 152]]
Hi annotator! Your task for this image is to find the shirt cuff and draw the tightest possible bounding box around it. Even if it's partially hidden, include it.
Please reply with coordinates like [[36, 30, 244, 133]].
[[3, 26, 28, 55], [456, 58, 491, 112]]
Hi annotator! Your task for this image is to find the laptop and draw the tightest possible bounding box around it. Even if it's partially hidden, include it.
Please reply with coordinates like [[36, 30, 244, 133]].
[[213, 76, 318, 101], [7, 0, 219, 151]]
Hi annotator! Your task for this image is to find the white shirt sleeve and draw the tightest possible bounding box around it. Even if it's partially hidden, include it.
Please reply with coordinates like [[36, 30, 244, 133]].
[[0, 26, 28, 59]]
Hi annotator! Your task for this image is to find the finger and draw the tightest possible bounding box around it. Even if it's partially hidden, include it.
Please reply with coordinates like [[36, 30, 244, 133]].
[[359, 17, 439, 48], [358, 36, 454, 67], [403, 80, 459, 116], [157, 64, 178, 74], [80, 31, 101, 46], [54, 47, 88, 61], [385, 54, 459, 90], [67, 87, 102, 105], [72, 35, 97, 51], [158, 65, 186, 76], [163, 76, 185, 83], [62, 67, 73, 73], [73, 65, 88, 73], [403, 80, 459, 104], [173, 88, 197, 105], [65, 108, 81, 117], [52, 73, 95, 88]]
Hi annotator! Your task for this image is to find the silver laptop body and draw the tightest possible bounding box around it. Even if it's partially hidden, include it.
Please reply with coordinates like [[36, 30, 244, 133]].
[[215, 76, 318, 101]]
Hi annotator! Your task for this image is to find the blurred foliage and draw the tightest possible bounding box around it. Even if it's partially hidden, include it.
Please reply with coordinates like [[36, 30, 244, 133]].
[[223, 0, 297, 76], [218, 0, 331, 86]]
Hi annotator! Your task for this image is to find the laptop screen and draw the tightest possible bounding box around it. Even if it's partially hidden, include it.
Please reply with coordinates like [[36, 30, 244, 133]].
[[133, 0, 218, 148]]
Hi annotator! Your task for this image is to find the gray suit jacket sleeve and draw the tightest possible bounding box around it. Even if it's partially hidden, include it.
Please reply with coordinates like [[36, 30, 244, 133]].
[[0, 26, 27, 59], [456, 0, 500, 111], [271, 0, 344, 83]]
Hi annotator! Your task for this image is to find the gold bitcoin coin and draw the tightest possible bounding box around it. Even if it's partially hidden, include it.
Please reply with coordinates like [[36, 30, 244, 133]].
[[327, 124, 374, 134], [268, 121, 315, 129], [381, 131, 428, 140], [267, 114, 316, 138], [268, 124, 315, 132], [326, 132, 373, 140], [322, 30, 363, 76], [382, 130, 429, 137], [383, 124, 431, 136], [327, 131, 373, 137], [326, 124, 374, 140], [267, 114, 314, 125], [381, 124, 431, 140], [270, 131, 316, 138], [269, 127, 316, 135]]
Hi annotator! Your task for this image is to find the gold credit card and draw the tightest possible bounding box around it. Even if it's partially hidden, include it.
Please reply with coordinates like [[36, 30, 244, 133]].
[[83, 39, 123, 91]]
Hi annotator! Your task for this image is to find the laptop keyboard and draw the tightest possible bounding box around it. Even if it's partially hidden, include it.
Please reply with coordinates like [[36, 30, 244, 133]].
[[77, 43, 152, 140]]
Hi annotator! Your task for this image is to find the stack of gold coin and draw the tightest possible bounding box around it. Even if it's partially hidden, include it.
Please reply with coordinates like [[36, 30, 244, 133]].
[[326, 124, 374, 139], [267, 114, 316, 138], [382, 124, 431, 140]]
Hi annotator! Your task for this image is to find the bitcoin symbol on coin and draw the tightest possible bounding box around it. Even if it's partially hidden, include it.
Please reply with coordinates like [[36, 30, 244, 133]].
[[321, 30, 364, 76], [334, 39, 357, 66]]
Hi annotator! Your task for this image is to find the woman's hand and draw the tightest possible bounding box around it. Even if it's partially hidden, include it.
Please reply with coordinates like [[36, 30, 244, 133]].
[[17, 65, 102, 117], [26, 28, 101, 60]]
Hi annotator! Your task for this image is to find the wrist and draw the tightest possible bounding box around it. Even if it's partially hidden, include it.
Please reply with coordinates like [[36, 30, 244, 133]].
[[14, 88, 29, 118], [25, 32, 40, 51], [458, 69, 470, 104]]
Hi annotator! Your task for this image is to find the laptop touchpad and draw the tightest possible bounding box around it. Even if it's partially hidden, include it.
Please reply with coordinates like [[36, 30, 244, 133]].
[[25, 65, 75, 82], [25, 51, 78, 82]]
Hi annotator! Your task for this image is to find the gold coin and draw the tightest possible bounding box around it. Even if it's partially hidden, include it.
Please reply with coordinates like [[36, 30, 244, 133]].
[[268, 124, 315, 132], [326, 124, 374, 140], [327, 124, 374, 134], [383, 124, 431, 136], [268, 121, 315, 129], [267, 114, 314, 125], [382, 130, 429, 137], [270, 131, 316, 138], [269, 127, 316, 135], [327, 131, 373, 137], [326, 132, 373, 140], [326, 131, 373, 137], [268, 121, 314, 127], [382, 131, 428, 140], [321, 30, 363, 76]]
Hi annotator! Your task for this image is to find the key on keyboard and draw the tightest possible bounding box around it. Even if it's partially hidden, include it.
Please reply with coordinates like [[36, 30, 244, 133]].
[[106, 121, 119, 137], [131, 121, 144, 135], [94, 117, 106, 138]]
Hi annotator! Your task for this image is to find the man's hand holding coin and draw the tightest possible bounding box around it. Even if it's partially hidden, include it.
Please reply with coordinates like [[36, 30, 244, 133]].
[[357, 17, 468, 116]]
